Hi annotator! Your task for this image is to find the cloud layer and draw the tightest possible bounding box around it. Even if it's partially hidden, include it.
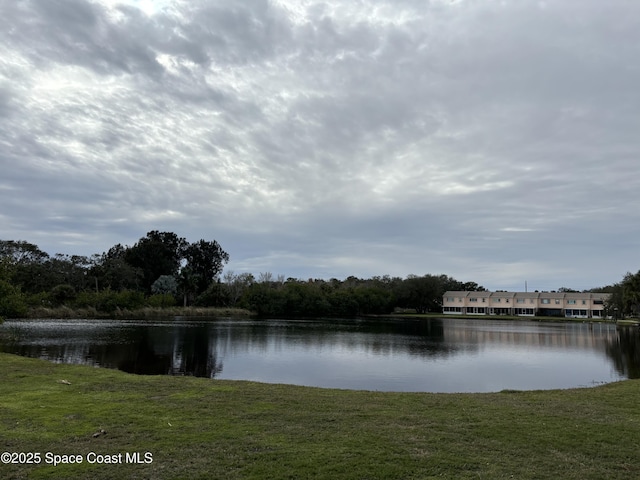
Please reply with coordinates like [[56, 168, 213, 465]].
[[2, 0, 640, 290]]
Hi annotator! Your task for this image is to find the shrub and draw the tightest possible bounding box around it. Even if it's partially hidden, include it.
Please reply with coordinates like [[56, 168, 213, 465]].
[[50, 284, 77, 306], [71, 289, 145, 313], [147, 293, 177, 308], [0, 280, 27, 318]]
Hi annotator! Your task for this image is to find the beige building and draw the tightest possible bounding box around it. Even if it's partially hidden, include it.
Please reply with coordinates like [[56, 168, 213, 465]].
[[442, 291, 610, 318]]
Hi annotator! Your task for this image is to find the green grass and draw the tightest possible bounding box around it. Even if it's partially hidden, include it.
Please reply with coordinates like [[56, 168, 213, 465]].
[[1, 353, 639, 479]]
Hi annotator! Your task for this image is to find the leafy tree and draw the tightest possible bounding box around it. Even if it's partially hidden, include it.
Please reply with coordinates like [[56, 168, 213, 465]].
[[352, 286, 394, 315], [0, 272, 27, 320], [396, 275, 442, 313], [177, 267, 200, 307], [327, 289, 359, 317], [1, 240, 51, 293], [151, 275, 178, 307], [90, 254, 142, 292], [461, 281, 487, 292], [394, 274, 477, 313], [50, 284, 77, 306], [125, 231, 188, 293], [621, 270, 640, 317], [558, 287, 579, 293], [603, 285, 623, 321], [0, 279, 27, 318], [103, 290, 145, 312], [593, 272, 640, 319], [3, 248, 93, 295], [151, 275, 178, 296], [194, 280, 227, 307], [0, 240, 49, 264], [183, 239, 229, 295], [49, 254, 91, 291], [279, 282, 328, 316], [242, 282, 286, 316]]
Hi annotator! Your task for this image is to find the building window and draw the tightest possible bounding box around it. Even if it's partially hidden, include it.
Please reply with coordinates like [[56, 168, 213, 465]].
[[593, 300, 604, 305], [470, 298, 477, 302], [482, 298, 486, 303], [506, 299, 510, 303], [541, 299, 550, 304], [555, 299, 560, 304], [517, 299, 525, 304], [568, 300, 576, 305], [582, 300, 586, 305]]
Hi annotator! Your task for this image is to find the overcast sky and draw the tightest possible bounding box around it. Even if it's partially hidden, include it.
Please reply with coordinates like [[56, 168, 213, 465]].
[[2, 0, 639, 291]]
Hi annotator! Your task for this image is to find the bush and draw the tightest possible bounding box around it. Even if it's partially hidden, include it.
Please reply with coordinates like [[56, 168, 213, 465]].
[[24, 291, 53, 308], [147, 293, 177, 308], [0, 280, 27, 318], [71, 289, 145, 313], [102, 290, 145, 312], [50, 284, 76, 306], [194, 282, 228, 307]]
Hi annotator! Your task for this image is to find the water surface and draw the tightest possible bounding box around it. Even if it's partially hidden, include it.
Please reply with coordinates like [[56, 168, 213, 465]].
[[1, 317, 637, 392]]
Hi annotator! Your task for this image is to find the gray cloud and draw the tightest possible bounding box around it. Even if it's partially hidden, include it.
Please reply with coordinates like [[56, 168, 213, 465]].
[[1, 0, 639, 290]]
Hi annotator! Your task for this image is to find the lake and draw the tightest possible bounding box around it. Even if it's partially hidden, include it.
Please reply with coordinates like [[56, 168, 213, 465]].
[[1, 317, 638, 392]]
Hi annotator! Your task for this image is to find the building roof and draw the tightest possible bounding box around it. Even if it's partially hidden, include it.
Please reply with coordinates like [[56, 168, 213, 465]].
[[443, 291, 611, 299], [513, 292, 540, 299], [491, 291, 516, 298], [537, 292, 566, 299]]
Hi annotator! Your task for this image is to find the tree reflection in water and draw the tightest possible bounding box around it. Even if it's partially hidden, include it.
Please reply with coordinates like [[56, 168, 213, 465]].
[[606, 326, 640, 379], [1, 318, 638, 391]]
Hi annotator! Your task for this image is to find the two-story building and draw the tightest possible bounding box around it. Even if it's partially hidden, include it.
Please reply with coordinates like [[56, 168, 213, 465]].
[[442, 291, 610, 318]]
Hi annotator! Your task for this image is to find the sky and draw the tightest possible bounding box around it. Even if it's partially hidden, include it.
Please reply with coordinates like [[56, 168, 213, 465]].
[[1, 0, 639, 292]]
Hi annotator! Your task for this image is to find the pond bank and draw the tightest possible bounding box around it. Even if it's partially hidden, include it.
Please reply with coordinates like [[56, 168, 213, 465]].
[[1, 352, 639, 479], [14, 307, 640, 325], [382, 312, 640, 325], [21, 305, 255, 319]]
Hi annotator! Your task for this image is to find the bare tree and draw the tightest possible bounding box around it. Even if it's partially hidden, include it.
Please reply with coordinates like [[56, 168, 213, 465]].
[[258, 272, 273, 284], [223, 270, 254, 306]]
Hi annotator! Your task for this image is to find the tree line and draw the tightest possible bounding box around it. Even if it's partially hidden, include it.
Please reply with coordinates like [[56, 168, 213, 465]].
[[1, 232, 639, 319], [0, 232, 228, 317], [595, 272, 640, 320], [0, 231, 486, 318]]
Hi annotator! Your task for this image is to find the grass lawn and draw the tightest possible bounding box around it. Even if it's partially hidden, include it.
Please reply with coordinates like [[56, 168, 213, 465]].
[[1, 352, 639, 479]]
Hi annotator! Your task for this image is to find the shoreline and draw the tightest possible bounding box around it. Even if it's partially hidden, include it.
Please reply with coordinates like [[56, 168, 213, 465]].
[[6, 307, 639, 326], [19, 305, 255, 320], [381, 312, 640, 325]]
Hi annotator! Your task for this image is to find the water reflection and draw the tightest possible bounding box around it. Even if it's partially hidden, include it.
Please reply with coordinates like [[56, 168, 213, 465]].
[[0, 318, 637, 392], [606, 326, 640, 378]]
